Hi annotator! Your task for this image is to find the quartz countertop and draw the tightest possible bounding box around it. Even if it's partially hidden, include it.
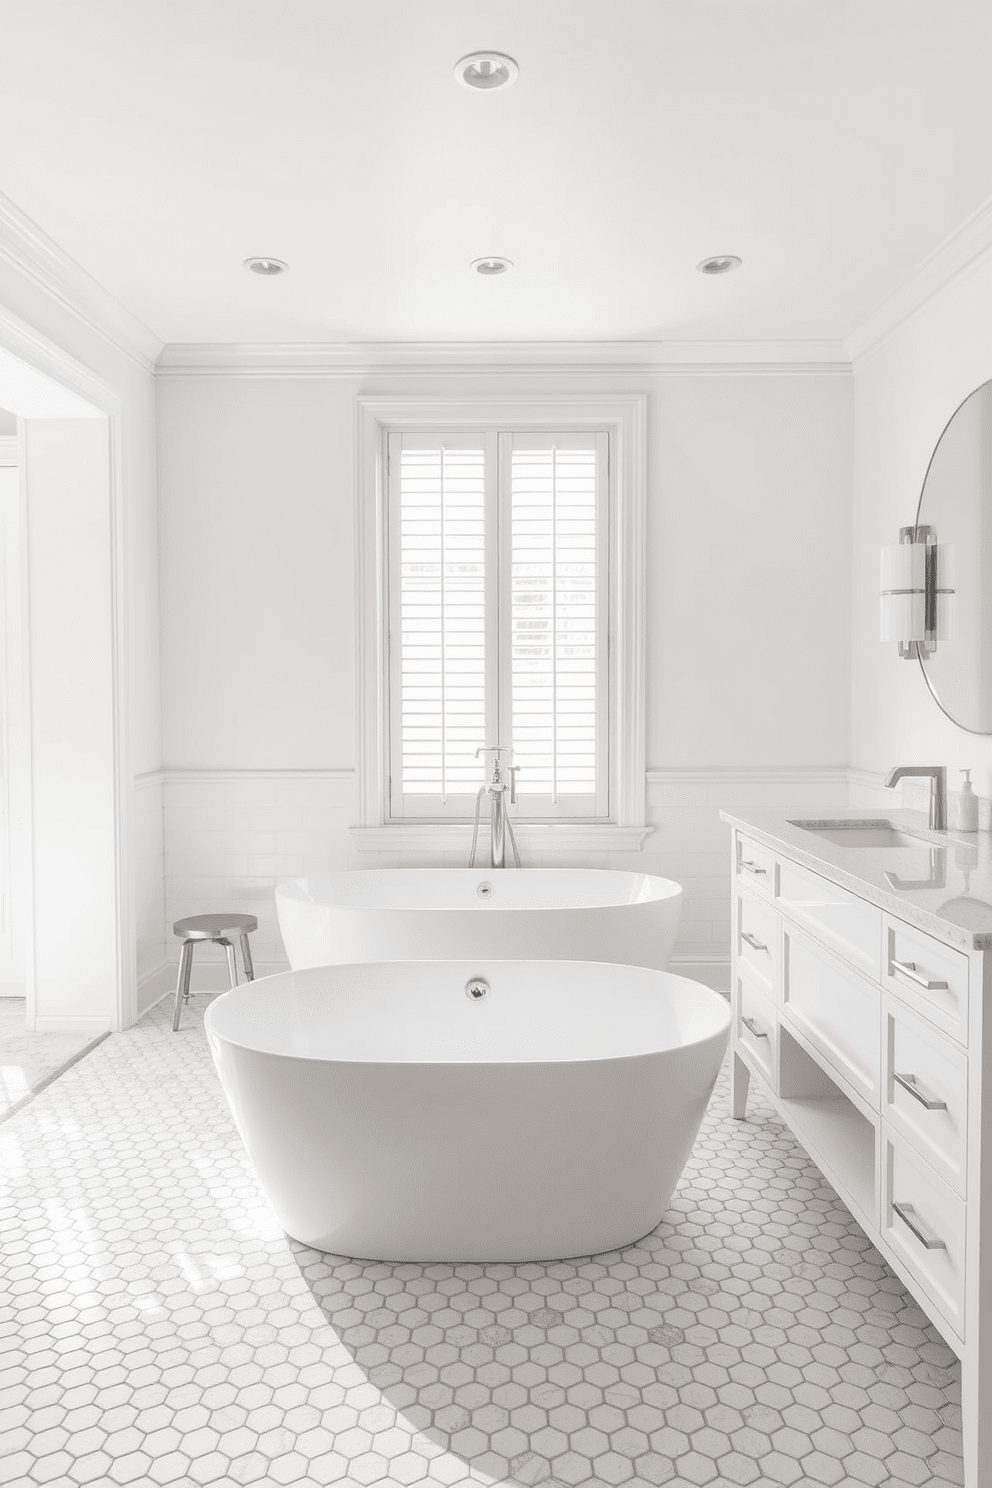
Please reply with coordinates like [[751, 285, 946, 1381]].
[[719, 806, 992, 951]]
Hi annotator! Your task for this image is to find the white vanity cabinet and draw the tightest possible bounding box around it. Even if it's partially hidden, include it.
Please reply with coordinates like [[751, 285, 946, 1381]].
[[725, 820, 992, 1488]]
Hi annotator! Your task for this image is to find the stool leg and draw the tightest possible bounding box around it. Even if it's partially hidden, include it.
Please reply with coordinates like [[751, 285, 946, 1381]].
[[173, 940, 194, 1032], [220, 938, 238, 990], [239, 933, 255, 981]]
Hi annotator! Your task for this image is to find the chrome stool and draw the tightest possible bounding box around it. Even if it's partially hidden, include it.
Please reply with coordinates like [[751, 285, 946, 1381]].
[[172, 913, 258, 1031]]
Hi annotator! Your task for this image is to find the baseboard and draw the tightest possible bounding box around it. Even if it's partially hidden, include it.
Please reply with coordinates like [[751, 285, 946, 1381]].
[[670, 957, 731, 993], [32, 1014, 112, 1033], [137, 961, 174, 1016]]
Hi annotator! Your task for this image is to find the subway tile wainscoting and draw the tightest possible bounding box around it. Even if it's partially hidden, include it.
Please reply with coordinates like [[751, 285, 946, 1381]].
[[1, 1000, 963, 1488], [146, 767, 851, 1000]]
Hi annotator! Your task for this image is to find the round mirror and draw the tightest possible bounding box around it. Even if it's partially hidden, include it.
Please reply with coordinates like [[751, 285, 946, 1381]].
[[915, 378, 992, 734]]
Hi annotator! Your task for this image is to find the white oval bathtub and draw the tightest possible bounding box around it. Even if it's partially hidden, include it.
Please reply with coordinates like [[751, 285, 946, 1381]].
[[205, 959, 729, 1262], [275, 869, 683, 971]]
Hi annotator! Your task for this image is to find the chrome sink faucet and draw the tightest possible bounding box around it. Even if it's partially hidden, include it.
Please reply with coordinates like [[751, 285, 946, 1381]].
[[884, 765, 947, 831]]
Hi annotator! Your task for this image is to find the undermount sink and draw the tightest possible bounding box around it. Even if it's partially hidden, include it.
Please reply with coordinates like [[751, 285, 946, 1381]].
[[789, 820, 934, 850]]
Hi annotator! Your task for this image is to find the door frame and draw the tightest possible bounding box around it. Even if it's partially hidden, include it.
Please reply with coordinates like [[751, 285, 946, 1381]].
[[0, 303, 133, 1031]]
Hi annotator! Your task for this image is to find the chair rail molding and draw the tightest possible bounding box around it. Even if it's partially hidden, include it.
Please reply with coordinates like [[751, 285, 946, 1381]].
[[151, 766, 355, 784], [646, 765, 851, 785]]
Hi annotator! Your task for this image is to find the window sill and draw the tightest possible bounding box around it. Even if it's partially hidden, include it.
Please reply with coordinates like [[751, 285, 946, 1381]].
[[350, 823, 654, 854]]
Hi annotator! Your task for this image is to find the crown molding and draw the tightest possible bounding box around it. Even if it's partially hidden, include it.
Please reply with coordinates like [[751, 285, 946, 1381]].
[[0, 191, 163, 375], [155, 338, 851, 377], [844, 192, 992, 368]]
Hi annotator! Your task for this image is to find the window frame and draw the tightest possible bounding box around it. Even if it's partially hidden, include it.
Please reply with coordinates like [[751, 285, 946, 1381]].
[[355, 395, 648, 851]]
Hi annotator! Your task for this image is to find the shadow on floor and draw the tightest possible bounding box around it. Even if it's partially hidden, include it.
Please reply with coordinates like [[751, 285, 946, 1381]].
[[289, 1065, 964, 1488]]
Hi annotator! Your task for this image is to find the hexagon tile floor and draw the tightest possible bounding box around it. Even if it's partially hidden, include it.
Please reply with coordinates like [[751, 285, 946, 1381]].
[[1, 999, 964, 1488]]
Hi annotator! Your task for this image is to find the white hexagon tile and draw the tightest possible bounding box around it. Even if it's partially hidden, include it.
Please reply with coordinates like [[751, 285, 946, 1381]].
[[0, 998, 964, 1488]]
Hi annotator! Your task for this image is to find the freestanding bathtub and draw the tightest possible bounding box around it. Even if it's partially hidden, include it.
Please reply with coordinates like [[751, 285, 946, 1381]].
[[275, 869, 683, 971], [205, 959, 730, 1262]]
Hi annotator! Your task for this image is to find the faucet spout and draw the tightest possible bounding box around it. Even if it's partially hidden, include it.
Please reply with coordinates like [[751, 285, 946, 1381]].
[[884, 765, 947, 831]]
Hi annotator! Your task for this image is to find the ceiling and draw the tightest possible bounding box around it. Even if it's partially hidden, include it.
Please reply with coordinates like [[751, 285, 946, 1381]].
[[2, 0, 991, 347]]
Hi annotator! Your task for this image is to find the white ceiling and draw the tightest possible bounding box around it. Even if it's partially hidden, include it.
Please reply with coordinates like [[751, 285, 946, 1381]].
[[2, 0, 991, 347]]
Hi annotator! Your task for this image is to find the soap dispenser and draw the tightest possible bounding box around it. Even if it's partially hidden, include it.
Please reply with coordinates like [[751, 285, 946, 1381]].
[[958, 769, 979, 831]]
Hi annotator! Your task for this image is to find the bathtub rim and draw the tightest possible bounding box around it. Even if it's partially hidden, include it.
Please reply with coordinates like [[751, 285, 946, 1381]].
[[274, 866, 683, 913], [203, 959, 731, 1067]]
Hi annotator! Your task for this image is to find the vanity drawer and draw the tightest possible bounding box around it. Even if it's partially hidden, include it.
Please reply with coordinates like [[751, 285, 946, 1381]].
[[882, 916, 969, 1044], [777, 859, 881, 980], [883, 998, 967, 1198], [735, 834, 776, 897], [883, 1133, 966, 1339], [736, 890, 778, 994], [782, 928, 880, 1105], [736, 972, 777, 1087]]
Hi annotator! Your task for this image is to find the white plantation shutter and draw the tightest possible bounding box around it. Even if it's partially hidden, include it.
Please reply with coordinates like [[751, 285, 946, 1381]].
[[388, 428, 609, 821], [502, 432, 609, 817], [388, 434, 496, 816]]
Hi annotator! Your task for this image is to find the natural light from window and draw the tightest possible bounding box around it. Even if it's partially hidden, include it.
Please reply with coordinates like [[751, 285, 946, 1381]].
[[389, 430, 607, 819]]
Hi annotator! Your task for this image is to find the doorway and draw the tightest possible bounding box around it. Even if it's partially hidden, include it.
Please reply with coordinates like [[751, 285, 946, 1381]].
[[0, 409, 110, 1114], [0, 330, 132, 1038]]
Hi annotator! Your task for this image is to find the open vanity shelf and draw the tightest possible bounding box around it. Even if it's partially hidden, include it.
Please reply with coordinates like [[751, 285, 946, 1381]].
[[722, 809, 992, 1488]]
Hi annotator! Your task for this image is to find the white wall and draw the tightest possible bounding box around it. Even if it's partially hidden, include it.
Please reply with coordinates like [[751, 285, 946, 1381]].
[[851, 257, 992, 810], [650, 374, 852, 767], [158, 366, 853, 986]]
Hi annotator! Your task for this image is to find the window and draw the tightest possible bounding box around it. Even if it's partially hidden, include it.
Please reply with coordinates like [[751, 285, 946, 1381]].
[[356, 396, 647, 847], [387, 430, 609, 820]]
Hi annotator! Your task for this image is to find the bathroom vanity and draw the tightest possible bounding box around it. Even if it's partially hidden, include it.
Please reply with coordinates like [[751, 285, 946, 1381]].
[[722, 808, 992, 1488]]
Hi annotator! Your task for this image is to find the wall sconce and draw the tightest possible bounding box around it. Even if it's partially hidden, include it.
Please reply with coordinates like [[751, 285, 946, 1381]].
[[880, 524, 954, 659]]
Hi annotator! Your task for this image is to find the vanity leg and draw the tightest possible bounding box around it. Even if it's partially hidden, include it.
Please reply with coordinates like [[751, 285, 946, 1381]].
[[963, 1353, 991, 1488], [731, 1050, 751, 1119]]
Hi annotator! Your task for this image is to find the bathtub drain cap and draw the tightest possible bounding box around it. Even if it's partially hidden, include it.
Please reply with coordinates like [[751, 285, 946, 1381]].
[[465, 977, 490, 1001]]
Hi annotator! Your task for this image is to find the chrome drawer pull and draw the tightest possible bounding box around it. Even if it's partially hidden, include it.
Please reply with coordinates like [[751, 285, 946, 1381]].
[[742, 1016, 768, 1039], [893, 1071, 947, 1111], [892, 1201, 947, 1250], [739, 859, 767, 876], [741, 931, 768, 953], [891, 958, 949, 992]]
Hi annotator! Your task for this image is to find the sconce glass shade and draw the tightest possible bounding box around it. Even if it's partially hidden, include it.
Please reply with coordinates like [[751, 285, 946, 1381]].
[[880, 541, 927, 643], [880, 524, 954, 659], [880, 589, 926, 644]]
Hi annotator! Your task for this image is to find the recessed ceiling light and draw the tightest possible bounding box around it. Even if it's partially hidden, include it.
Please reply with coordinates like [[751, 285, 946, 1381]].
[[454, 52, 519, 91], [244, 257, 289, 276], [471, 257, 513, 276], [697, 255, 742, 275]]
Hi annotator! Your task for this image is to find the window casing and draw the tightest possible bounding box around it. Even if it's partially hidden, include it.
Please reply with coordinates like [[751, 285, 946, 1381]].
[[386, 429, 610, 821], [355, 395, 647, 848]]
